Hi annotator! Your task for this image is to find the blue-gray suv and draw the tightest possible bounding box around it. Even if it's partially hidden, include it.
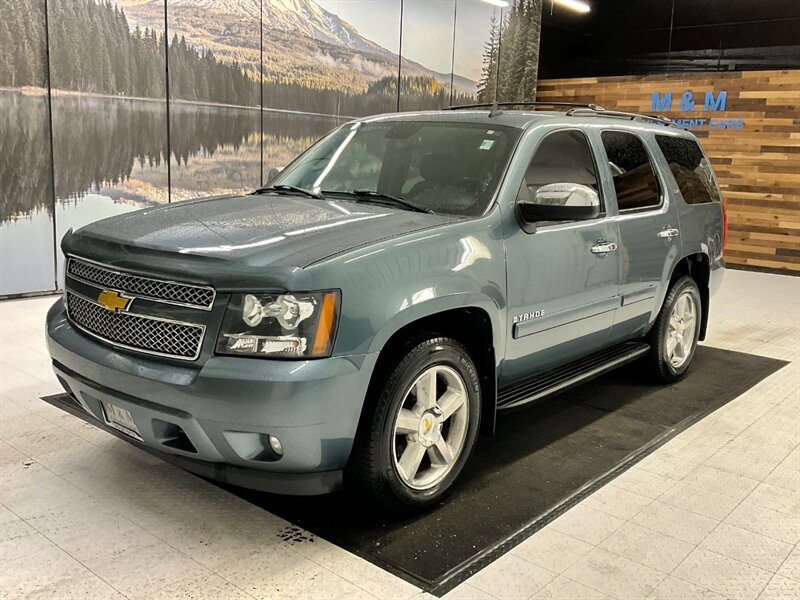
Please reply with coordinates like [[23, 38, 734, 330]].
[[45, 104, 725, 510]]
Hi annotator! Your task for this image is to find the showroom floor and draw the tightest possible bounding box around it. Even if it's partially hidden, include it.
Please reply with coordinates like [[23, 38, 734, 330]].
[[1, 269, 798, 600]]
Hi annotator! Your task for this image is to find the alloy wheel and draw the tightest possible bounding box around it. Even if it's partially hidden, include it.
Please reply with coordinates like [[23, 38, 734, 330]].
[[666, 290, 697, 368], [391, 365, 470, 490]]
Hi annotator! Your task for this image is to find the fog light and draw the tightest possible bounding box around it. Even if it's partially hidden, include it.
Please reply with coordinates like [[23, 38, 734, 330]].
[[268, 435, 283, 457]]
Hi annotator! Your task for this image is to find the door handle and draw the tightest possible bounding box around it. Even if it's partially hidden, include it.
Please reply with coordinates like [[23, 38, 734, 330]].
[[591, 241, 618, 254], [658, 227, 680, 239]]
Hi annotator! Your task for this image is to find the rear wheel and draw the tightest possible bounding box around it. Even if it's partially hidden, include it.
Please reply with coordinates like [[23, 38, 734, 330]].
[[346, 337, 481, 512], [644, 276, 701, 382]]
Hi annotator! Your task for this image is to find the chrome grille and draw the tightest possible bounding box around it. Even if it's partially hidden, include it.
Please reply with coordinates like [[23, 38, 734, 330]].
[[65, 292, 205, 360], [67, 257, 215, 310]]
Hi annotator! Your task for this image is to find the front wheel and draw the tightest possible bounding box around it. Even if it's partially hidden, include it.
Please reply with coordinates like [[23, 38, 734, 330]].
[[644, 276, 702, 382], [346, 337, 481, 512]]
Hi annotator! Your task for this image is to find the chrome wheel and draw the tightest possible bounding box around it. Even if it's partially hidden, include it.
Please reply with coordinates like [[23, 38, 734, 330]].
[[391, 365, 470, 491], [666, 291, 697, 368]]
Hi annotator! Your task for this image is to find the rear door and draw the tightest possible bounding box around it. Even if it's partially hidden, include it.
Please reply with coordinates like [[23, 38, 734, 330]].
[[501, 128, 621, 385], [597, 129, 683, 343]]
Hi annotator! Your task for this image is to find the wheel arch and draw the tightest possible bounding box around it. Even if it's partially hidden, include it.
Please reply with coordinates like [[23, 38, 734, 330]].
[[363, 306, 498, 437], [670, 252, 711, 340]]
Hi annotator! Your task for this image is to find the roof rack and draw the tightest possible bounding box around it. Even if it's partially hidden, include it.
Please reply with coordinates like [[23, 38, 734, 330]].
[[443, 101, 677, 127], [445, 101, 606, 112], [565, 107, 677, 127]]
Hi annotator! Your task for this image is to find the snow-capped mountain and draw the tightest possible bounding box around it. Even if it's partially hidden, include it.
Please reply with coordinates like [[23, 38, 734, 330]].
[[116, 0, 477, 93], [164, 0, 389, 55]]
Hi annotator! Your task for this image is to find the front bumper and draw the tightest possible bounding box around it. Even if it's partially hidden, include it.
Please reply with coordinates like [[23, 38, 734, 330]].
[[45, 299, 378, 495]]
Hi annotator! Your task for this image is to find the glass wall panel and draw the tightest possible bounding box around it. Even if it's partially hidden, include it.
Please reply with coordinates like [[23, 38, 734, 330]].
[[399, 0, 457, 111], [0, 0, 56, 296], [48, 0, 169, 284], [166, 0, 261, 200]]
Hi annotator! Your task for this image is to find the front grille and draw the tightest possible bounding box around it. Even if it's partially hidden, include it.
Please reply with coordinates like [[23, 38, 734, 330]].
[[65, 292, 205, 360], [67, 257, 215, 310]]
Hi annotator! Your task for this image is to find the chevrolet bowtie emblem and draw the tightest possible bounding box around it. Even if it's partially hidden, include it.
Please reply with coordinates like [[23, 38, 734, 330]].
[[424, 418, 431, 431], [97, 289, 132, 312]]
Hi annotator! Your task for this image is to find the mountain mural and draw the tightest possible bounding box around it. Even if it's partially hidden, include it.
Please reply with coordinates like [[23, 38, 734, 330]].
[[115, 0, 477, 94]]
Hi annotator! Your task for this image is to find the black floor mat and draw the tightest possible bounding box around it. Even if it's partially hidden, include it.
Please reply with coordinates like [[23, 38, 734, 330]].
[[227, 346, 787, 595]]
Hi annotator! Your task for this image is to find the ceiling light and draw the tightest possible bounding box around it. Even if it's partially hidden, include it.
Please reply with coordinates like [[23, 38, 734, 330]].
[[482, 0, 510, 7], [553, 0, 591, 13]]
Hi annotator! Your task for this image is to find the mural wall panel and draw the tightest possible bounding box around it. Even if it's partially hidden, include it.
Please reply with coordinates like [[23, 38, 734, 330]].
[[450, 0, 501, 106], [399, 0, 456, 111], [165, 0, 262, 199], [0, 0, 55, 296], [48, 0, 170, 284], [266, 0, 401, 117]]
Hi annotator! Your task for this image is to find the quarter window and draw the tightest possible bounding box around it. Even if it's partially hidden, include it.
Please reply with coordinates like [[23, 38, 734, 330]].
[[601, 131, 661, 211], [656, 135, 721, 204]]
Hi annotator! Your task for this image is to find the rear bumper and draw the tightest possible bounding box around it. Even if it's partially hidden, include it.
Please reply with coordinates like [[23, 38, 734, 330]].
[[45, 298, 378, 495]]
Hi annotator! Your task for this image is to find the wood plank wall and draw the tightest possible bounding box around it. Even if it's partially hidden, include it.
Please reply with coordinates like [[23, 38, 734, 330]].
[[536, 70, 800, 275]]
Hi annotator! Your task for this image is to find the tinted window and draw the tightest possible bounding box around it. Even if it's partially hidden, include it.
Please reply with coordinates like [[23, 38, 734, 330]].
[[656, 135, 721, 204], [522, 130, 600, 203], [601, 131, 661, 211]]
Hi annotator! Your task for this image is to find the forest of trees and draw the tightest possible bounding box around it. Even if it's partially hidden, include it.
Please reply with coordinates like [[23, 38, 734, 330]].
[[0, 0, 478, 116], [0, 0, 48, 88], [477, 0, 542, 103]]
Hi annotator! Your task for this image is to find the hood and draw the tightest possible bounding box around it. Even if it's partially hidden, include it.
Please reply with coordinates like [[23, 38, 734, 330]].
[[67, 193, 458, 271]]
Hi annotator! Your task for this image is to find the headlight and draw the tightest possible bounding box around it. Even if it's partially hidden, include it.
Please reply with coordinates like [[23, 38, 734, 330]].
[[216, 291, 339, 358]]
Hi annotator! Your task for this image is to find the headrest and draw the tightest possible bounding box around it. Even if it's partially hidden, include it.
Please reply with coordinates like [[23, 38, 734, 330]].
[[420, 153, 457, 182]]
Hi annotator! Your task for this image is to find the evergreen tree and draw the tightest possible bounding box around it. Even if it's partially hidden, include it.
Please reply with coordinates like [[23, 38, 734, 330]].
[[477, 14, 500, 103], [478, 0, 542, 104]]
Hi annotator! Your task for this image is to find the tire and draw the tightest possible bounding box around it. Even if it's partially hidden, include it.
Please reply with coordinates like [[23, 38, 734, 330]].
[[644, 276, 702, 383], [346, 337, 481, 513]]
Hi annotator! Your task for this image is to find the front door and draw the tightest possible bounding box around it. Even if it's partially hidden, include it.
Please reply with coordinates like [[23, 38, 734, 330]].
[[501, 129, 621, 386]]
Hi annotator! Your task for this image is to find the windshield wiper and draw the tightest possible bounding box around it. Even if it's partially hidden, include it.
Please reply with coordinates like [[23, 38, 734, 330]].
[[326, 190, 433, 214], [254, 184, 324, 199]]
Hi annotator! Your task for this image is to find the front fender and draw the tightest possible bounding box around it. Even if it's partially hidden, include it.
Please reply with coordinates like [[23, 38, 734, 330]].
[[303, 213, 508, 359], [367, 290, 505, 356]]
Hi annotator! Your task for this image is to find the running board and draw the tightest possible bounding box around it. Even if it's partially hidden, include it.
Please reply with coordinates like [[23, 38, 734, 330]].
[[497, 342, 650, 410]]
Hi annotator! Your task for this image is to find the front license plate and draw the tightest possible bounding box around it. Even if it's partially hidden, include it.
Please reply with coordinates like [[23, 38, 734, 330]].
[[101, 402, 142, 440]]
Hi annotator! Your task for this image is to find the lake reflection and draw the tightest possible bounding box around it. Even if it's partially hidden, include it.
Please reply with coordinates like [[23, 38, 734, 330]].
[[0, 90, 341, 295]]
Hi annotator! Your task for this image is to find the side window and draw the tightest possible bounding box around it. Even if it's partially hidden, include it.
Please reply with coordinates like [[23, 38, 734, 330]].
[[655, 135, 721, 204], [520, 129, 601, 208], [601, 131, 661, 211], [517, 130, 602, 213]]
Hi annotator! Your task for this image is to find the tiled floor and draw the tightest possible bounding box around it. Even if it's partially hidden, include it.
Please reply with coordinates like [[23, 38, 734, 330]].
[[1, 269, 798, 600]]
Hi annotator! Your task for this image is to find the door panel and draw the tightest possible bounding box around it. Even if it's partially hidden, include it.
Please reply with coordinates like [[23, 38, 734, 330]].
[[501, 129, 621, 386], [503, 219, 620, 385]]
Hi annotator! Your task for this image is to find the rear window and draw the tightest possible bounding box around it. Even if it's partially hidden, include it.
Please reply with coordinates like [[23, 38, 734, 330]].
[[655, 136, 721, 204]]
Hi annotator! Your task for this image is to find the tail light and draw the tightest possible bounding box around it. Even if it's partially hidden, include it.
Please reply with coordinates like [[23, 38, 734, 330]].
[[721, 202, 728, 253]]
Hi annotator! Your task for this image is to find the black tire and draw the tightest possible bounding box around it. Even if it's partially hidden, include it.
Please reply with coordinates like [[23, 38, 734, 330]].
[[644, 276, 702, 383], [345, 337, 481, 513]]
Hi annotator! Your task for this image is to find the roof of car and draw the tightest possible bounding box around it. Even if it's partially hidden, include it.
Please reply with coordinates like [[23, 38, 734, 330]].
[[358, 107, 694, 138]]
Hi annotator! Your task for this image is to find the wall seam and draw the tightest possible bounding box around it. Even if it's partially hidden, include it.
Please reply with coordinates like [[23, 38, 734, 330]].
[[43, 0, 58, 291], [163, 0, 172, 203]]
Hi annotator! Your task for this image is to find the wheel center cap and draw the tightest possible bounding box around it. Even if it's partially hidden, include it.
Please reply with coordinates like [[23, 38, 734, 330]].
[[418, 407, 443, 447]]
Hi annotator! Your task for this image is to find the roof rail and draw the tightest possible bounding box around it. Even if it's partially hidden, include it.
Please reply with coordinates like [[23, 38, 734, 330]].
[[565, 107, 677, 127], [444, 101, 606, 112]]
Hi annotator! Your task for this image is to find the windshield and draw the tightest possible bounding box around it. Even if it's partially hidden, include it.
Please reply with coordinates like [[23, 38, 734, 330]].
[[270, 120, 521, 216]]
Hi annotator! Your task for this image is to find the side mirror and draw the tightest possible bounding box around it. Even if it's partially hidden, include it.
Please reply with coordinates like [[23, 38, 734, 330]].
[[518, 183, 601, 224], [266, 166, 284, 183]]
